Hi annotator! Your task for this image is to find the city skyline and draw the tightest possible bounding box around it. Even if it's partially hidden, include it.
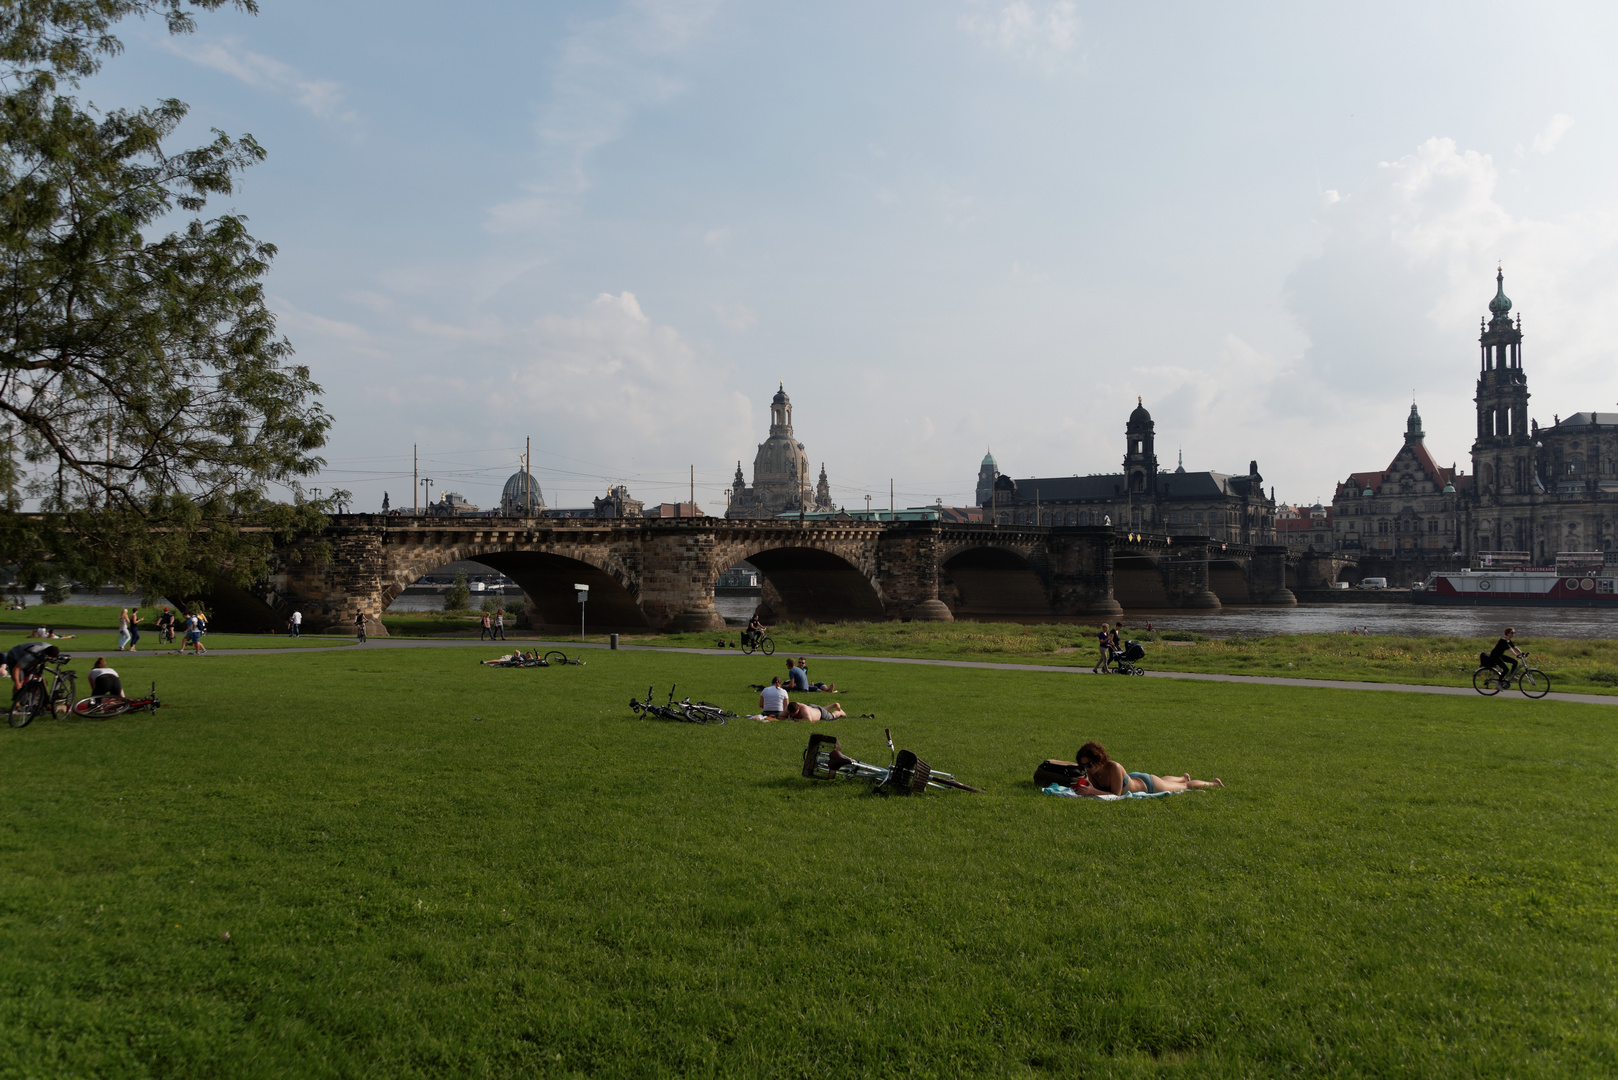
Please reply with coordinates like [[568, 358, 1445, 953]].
[[86, 1, 1618, 512]]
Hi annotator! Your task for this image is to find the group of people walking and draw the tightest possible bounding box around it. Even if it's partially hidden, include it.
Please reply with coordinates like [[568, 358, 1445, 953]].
[[116, 606, 208, 654], [478, 609, 508, 641]]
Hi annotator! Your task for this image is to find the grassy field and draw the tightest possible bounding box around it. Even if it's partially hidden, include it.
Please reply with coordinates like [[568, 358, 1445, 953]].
[[636, 620, 1618, 695], [1, 645, 1614, 1077]]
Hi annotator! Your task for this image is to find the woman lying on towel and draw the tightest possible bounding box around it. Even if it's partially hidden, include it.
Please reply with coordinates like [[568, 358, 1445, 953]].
[[1073, 741, 1223, 795]]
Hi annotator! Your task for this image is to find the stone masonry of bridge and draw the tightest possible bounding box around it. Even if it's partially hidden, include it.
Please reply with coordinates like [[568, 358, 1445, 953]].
[[206, 516, 1305, 634]]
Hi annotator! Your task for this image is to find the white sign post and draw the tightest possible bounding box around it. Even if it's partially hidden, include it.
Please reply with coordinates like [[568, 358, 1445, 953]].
[[574, 583, 589, 641]]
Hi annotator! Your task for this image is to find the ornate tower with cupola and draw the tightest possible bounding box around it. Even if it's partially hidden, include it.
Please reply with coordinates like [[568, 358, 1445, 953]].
[[975, 449, 1000, 507], [1123, 397, 1158, 494], [1472, 268, 1532, 498]]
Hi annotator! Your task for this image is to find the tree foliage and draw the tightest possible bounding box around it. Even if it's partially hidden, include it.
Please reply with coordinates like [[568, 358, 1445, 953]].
[[0, 0, 335, 598]]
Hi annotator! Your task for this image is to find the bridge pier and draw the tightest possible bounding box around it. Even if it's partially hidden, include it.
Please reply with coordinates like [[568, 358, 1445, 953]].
[[1159, 543, 1222, 610], [1046, 530, 1124, 617], [1248, 545, 1298, 606], [877, 522, 953, 621]]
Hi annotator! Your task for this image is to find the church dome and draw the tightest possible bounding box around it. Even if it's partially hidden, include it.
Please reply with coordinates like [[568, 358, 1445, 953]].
[[501, 469, 544, 509], [981, 448, 997, 467], [1488, 268, 1512, 317], [773, 383, 789, 406], [1128, 396, 1152, 427]]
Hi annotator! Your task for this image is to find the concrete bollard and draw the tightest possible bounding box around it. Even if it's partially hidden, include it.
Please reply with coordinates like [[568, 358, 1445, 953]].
[[610, 633, 619, 650]]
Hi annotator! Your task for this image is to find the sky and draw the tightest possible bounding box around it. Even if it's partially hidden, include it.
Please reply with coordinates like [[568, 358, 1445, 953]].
[[86, 0, 1618, 513]]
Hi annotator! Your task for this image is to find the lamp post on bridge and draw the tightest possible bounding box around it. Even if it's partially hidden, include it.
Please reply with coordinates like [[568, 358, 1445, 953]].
[[421, 478, 433, 516]]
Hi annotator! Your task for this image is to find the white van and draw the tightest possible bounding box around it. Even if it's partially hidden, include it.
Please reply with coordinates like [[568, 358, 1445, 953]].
[[1357, 577, 1388, 590]]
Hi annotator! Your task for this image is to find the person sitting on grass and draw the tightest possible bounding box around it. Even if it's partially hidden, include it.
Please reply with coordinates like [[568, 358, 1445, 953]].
[[759, 676, 789, 718], [786, 700, 846, 722], [87, 657, 122, 699], [1072, 741, 1223, 796], [1482, 627, 1525, 681], [787, 657, 836, 692]]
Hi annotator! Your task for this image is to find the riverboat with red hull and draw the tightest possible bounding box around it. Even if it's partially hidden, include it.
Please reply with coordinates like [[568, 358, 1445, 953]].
[[1412, 551, 1618, 607]]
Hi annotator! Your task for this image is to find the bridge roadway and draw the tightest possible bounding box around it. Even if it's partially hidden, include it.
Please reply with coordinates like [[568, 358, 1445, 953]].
[[131, 636, 1618, 706], [211, 515, 1349, 636]]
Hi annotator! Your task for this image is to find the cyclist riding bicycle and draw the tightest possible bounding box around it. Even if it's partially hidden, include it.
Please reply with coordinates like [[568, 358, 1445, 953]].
[[742, 614, 766, 650], [5, 642, 60, 693], [1482, 627, 1525, 681]]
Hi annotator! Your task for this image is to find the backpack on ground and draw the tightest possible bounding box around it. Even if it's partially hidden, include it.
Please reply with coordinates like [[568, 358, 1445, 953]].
[[1034, 759, 1087, 788]]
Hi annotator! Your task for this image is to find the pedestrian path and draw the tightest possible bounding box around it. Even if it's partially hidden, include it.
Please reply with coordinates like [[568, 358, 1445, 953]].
[[132, 634, 1618, 706]]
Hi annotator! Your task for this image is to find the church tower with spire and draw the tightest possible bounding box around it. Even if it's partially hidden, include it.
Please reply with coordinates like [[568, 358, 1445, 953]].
[[975, 449, 1000, 507], [1472, 268, 1532, 500]]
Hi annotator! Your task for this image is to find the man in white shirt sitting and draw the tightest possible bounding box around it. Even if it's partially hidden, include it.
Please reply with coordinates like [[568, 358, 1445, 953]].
[[758, 676, 789, 718]]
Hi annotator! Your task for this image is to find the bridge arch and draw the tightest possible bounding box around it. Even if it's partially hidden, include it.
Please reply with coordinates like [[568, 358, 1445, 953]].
[[717, 543, 886, 623], [939, 543, 1052, 620], [386, 545, 650, 631]]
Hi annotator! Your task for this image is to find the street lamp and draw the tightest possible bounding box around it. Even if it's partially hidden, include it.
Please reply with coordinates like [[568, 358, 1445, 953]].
[[421, 478, 434, 515]]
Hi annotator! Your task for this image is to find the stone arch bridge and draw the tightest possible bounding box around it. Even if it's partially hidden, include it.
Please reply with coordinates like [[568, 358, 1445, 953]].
[[208, 516, 1308, 634]]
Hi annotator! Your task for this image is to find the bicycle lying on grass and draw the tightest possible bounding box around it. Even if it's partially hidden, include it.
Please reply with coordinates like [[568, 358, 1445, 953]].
[[1472, 654, 1551, 698], [72, 682, 162, 719], [629, 685, 735, 724], [8, 655, 79, 728], [482, 650, 587, 668], [802, 728, 984, 794]]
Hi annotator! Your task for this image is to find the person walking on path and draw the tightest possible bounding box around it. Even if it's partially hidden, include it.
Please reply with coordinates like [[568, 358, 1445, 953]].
[[116, 609, 131, 651], [494, 608, 506, 641], [1092, 623, 1112, 673], [126, 609, 141, 651], [480, 612, 493, 640], [289, 610, 302, 637], [354, 611, 368, 644]]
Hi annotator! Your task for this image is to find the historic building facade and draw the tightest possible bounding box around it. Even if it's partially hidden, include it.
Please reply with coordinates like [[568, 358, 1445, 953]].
[[1331, 403, 1463, 556], [727, 384, 835, 519], [977, 400, 1278, 543], [1333, 269, 1618, 570]]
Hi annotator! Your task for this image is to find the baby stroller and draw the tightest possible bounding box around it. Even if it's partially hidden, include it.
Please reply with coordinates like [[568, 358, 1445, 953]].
[[1109, 640, 1147, 676]]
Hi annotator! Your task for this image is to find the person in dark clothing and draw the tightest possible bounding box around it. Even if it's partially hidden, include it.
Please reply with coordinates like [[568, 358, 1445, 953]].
[[354, 611, 368, 643], [742, 614, 766, 649], [1483, 628, 1525, 678], [87, 657, 123, 698], [5, 642, 59, 692]]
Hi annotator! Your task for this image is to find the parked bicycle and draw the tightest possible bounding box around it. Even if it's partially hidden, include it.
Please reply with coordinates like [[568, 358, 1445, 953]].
[[741, 634, 775, 657], [8, 655, 80, 728], [72, 682, 162, 719], [1472, 653, 1551, 698], [629, 685, 729, 724], [802, 728, 984, 794]]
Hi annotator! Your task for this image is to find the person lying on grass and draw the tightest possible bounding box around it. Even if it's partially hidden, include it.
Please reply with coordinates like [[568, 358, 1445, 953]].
[[480, 650, 540, 666], [1072, 741, 1223, 795], [786, 700, 846, 722]]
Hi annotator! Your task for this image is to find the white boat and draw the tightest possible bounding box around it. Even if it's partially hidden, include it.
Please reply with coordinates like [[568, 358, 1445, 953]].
[[1412, 551, 1618, 607]]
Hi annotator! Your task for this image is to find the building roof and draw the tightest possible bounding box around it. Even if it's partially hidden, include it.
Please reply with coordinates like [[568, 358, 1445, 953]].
[[501, 469, 544, 506], [982, 448, 997, 467], [1010, 470, 1238, 502], [1552, 412, 1618, 428]]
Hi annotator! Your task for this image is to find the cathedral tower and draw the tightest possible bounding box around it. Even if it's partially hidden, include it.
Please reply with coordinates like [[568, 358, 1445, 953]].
[[975, 449, 999, 507], [1124, 397, 1158, 494], [1472, 268, 1533, 499]]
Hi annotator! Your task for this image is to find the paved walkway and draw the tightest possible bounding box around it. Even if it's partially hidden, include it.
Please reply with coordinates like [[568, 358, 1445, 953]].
[[124, 635, 1618, 706]]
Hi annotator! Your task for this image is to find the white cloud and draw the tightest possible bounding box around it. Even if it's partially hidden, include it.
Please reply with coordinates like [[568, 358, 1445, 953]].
[[164, 36, 358, 123], [1280, 136, 1618, 479], [486, 0, 724, 233], [959, 1, 1079, 63], [1531, 113, 1575, 154]]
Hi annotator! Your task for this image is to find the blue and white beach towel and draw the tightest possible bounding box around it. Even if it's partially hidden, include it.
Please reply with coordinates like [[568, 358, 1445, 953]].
[[1042, 783, 1189, 800]]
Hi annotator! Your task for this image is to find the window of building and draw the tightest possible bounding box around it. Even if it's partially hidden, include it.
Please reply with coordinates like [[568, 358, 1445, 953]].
[[1379, 521, 1389, 534], [1194, 512, 1204, 524]]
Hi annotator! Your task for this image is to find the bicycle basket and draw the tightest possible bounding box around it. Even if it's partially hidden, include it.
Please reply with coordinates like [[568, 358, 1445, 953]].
[[881, 749, 932, 796], [1123, 641, 1145, 661], [803, 733, 855, 780]]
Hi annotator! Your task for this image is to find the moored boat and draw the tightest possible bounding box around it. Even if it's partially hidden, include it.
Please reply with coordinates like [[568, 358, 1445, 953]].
[[1412, 551, 1618, 607]]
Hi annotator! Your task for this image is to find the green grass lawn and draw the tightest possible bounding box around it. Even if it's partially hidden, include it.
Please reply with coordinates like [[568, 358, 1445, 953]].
[[1, 647, 1613, 1076], [638, 620, 1618, 695], [0, 627, 350, 653]]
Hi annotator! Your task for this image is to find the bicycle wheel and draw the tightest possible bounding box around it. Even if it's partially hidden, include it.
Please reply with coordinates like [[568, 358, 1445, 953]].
[[74, 697, 132, 719], [1518, 669, 1551, 699], [543, 650, 569, 665], [1472, 668, 1503, 696], [50, 672, 76, 717], [760, 637, 775, 657], [740, 638, 757, 655], [8, 686, 46, 728]]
